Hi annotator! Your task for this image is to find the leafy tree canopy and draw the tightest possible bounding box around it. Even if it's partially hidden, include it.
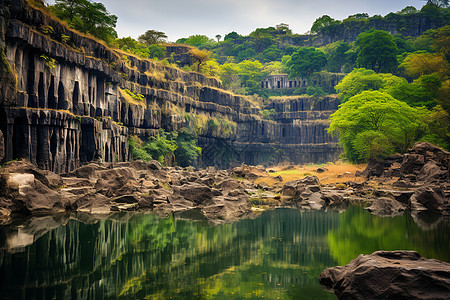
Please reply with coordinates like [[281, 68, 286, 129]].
[[224, 31, 241, 40], [188, 48, 211, 72], [400, 52, 448, 79], [50, 0, 118, 44], [176, 35, 214, 48], [138, 30, 167, 45], [311, 15, 340, 34], [423, 0, 449, 7], [397, 6, 419, 14], [286, 47, 327, 78], [335, 68, 386, 101], [328, 91, 428, 162], [355, 29, 398, 73]]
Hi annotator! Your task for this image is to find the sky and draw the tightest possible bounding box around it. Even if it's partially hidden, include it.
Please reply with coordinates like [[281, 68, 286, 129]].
[[49, 0, 426, 42]]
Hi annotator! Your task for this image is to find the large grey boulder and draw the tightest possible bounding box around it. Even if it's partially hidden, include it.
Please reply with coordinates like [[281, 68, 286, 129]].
[[319, 251, 450, 299], [281, 176, 321, 205]]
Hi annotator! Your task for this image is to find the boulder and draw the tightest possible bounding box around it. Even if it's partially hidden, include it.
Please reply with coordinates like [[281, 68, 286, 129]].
[[202, 194, 251, 224], [215, 178, 243, 191], [366, 197, 407, 216], [410, 186, 447, 213], [70, 163, 107, 180], [319, 251, 450, 299], [281, 176, 321, 204], [174, 182, 212, 205], [362, 143, 449, 185], [316, 167, 328, 173], [231, 165, 268, 180]]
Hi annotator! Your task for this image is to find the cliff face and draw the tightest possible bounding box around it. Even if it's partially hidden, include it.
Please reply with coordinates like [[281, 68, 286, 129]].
[[0, 0, 340, 172], [281, 9, 449, 47]]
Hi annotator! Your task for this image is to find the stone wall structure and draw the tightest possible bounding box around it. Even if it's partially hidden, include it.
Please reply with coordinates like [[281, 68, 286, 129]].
[[0, 0, 340, 172], [261, 73, 344, 92]]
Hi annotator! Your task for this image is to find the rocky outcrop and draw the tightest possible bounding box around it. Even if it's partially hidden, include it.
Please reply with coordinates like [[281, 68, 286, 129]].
[[360, 142, 450, 216], [0, 159, 252, 224], [0, 0, 340, 172], [319, 251, 450, 299]]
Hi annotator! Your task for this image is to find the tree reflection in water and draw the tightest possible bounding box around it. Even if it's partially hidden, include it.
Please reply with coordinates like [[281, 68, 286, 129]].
[[0, 207, 447, 299]]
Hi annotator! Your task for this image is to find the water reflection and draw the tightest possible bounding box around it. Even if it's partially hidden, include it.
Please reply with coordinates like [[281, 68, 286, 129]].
[[0, 207, 448, 299]]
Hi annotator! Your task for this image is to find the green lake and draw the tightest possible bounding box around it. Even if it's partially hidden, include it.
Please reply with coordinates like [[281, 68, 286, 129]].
[[0, 206, 449, 299]]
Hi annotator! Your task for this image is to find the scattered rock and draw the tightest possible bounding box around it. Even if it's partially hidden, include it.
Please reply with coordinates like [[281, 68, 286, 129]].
[[410, 186, 447, 213], [316, 167, 328, 173], [281, 176, 321, 205], [366, 197, 407, 216], [319, 251, 450, 299], [174, 182, 212, 205]]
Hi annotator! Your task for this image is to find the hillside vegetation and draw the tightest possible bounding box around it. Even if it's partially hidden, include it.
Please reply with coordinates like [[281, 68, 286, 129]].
[[29, 0, 450, 163]]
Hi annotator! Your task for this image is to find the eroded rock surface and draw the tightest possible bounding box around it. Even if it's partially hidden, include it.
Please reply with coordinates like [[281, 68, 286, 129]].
[[319, 251, 450, 299], [0, 160, 252, 224], [361, 142, 450, 217]]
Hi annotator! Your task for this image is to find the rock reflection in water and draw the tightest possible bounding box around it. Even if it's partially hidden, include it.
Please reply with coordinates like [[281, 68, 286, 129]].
[[0, 207, 448, 299]]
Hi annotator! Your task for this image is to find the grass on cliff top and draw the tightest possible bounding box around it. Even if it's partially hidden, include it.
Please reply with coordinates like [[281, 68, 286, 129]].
[[118, 88, 147, 109], [254, 161, 367, 187], [25, 0, 112, 50]]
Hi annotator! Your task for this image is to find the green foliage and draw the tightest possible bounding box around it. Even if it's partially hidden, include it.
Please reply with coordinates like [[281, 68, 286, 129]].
[[261, 109, 277, 120], [389, 73, 443, 108], [50, 0, 118, 44], [123, 89, 145, 102], [129, 136, 152, 162], [311, 15, 341, 34], [305, 86, 326, 97], [138, 30, 167, 45], [177, 35, 215, 48], [286, 47, 327, 78], [129, 131, 202, 167], [355, 29, 398, 73], [335, 68, 385, 101], [38, 25, 54, 35], [40, 54, 57, 71], [218, 59, 268, 94], [399, 51, 448, 79], [329, 91, 428, 162], [323, 41, 355, 73], [114, 37, 166, 60], [173, 130, 202, 167], [61, 34, 70, 44]]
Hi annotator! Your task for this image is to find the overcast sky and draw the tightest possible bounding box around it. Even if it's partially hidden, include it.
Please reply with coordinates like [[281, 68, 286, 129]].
[[49, 0, 426, 42]]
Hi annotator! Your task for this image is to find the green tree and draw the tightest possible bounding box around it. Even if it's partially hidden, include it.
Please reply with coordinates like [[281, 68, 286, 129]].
[[328, 91, 427, 162], [287, 47, 327, 78], [423, 0, 449, 7], [355, 29, 398, 73], [215, 34, 222, 42], [415, 26, 450, 60], [224, 31, 241, 40], [400, 52, 448, 79], [335, 68, 385, 101], [177, 35, 214, 48], [138, 30, 167, 45], [235, 59, 268, 94], [174, 130, 202, 167], [50, 0, 118, 43], [397, 6, 418, 14], [189, 48, 211, 72], [311, 15, 340, 34], [325, 41, 353, 73]]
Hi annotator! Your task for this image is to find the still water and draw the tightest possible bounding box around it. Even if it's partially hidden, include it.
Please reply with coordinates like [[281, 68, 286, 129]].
[[0, 206, 449, 299]]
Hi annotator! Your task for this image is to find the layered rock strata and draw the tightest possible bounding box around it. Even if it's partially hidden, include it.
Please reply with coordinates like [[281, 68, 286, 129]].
[[0, 0, 340, 172]]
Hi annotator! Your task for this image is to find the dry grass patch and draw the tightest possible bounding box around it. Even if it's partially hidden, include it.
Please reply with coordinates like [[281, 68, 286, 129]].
[[254, 162, 367, 187]]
